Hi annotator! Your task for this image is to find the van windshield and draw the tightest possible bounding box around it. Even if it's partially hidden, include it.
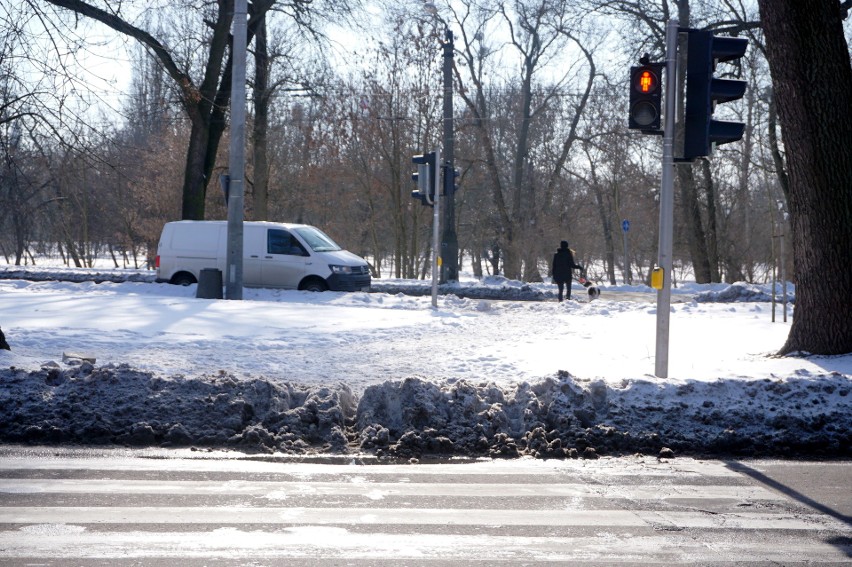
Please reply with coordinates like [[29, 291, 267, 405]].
[[293, 226, 342, 252]]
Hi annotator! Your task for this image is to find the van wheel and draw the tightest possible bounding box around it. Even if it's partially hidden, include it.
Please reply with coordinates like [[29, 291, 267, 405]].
[[301, 279, 328, 292], [172, 273, 196, 286]]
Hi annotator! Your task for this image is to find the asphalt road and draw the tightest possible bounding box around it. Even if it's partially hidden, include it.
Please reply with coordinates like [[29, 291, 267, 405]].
[[0, 446, 849, 565]]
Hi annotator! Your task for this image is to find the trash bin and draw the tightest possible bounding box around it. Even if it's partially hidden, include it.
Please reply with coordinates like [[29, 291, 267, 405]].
[[196, 268, 223, 299]]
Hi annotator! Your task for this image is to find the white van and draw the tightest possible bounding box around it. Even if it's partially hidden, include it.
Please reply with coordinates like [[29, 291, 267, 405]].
[[155, 221, 371, 292]]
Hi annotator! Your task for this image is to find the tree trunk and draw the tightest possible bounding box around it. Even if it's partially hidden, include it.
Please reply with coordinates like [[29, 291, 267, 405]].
[[766, 91, 789, 202], [677, 166, 711, 283], [472, 248, 483, 278], [700, 159, 720, 282], [757, 0, 852, 355], [252, 13, 270, 221], [181, 116, 213, 220], [488, 243, 501, 276], [739, 87, 756, 280], [590, 176, 616, 285]]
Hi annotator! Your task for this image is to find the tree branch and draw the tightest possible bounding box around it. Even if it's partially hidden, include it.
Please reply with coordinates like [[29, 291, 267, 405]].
[[42, 0, 198, 111]]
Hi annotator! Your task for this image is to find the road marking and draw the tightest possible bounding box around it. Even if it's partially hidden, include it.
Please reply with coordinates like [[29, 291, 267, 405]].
[[0, 506, 844, 530], [0, 453, 743, 477], [0, 454, 849, 564], [0, 478, 780, 500], [0, 529, 848, 562]]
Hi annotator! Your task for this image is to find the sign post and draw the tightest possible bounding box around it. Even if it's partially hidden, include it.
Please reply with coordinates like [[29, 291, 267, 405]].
[[621, 219, 631, 284]]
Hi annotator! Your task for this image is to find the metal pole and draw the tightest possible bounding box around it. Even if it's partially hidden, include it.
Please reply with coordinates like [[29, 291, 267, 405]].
[[225, 0, 247, 300], [432, 148, 441, 308], [654, 18, 679, 378], [771, 234, 777, 322], [780, 232, 787, 322], [440, 28, 458, 283]]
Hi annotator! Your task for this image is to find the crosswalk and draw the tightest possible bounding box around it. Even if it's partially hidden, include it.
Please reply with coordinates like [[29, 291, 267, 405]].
[[0, 449, 850, 565]]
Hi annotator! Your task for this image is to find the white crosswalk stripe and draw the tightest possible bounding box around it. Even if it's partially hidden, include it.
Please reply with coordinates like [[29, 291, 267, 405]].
[[1, 451, 850, 565]]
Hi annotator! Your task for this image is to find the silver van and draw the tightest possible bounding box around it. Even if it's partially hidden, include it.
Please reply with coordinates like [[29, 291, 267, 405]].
[[155, 221, 371, 292]]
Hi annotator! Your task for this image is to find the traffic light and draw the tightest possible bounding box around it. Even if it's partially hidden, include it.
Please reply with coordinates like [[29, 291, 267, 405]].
[[683, 30, 748, 160], [411, 152, 437, 206], [628, 63, 663, 132]]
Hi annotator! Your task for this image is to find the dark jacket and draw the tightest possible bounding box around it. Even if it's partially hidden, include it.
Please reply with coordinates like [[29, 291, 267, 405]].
[[551, 247, 578, 283]]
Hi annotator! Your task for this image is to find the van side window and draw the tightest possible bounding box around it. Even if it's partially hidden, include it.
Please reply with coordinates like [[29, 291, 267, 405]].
[[267, 229, 307, 256]]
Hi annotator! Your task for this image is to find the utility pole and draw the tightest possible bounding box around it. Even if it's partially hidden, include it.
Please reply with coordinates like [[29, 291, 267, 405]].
[[225, 0, 247, 300], [440, 27, 458, 284], [621, 219, 632, 284], [431, 148, 441, 308], [423, 3, 458, 283]]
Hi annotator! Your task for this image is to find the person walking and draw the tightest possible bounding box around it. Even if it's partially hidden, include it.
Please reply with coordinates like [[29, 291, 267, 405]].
[[551, 240, 583, 301]]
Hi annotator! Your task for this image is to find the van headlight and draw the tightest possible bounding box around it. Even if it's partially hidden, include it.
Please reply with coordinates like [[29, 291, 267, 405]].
[[329, 264, 352, 274]]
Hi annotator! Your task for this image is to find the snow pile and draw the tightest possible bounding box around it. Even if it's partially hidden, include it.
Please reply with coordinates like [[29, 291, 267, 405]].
[[2, 360, 848, 459], [695, 281, 795, 303], [0, 362, 355, 453], [0, 265, 155, 284], [370, 275, 550, 301]]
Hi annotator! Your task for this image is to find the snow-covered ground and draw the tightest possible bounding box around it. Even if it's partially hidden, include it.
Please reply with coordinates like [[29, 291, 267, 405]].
[[0, 264, 849, 459]]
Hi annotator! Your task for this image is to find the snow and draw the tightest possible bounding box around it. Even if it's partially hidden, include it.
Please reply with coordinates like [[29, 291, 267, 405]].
[[0, 264, 849, 459]]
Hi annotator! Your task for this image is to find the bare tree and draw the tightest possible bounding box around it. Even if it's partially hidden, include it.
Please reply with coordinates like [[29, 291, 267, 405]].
[[33, 0, 359, 222], [0, 121, 36, 265], [757, 0, 852, 356], [451, 0, 598, 280], [35, 0, 291, 221], [250, 12, 327, 221], [252, 11, 272, 221]]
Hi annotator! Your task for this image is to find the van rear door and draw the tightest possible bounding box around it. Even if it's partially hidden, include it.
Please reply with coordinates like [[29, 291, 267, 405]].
[[243, 225, 264, 285], [157, 221, 225, 283], [261, 228, 309, 288]]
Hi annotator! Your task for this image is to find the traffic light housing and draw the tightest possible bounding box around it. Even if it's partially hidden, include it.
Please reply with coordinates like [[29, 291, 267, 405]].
[[628, 64, 663, 132], [448, 167, 460, 194], [411, 152, 437, 206], [683, 30, 748, 160]]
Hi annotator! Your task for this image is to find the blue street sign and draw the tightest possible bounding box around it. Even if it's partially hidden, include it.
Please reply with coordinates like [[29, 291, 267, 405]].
[[622, 219, 630, 233]]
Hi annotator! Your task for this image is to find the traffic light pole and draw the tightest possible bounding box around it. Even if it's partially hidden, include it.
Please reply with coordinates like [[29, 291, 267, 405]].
[[654, 18, 679, 378], [431, 148, 441, 308]]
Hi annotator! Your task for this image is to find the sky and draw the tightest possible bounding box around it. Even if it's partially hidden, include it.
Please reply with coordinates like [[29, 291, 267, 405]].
[[1, 264, 850, 458]]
